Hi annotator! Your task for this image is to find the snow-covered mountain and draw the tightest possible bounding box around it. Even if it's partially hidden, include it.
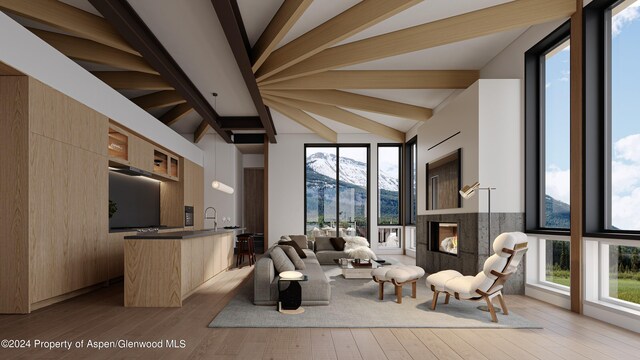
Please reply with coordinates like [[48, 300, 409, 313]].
[[306, 152, 399, 191]]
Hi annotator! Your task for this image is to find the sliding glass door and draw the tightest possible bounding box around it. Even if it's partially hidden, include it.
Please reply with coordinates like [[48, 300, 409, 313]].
[[305, 145, 369, 240]]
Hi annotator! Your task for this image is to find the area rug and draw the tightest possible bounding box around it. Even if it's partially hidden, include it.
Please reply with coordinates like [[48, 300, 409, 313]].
[[209, 266, 540, 329]]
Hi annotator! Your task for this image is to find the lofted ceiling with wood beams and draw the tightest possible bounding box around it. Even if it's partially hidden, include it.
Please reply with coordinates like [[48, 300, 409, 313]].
[[234, 0, 576, 142], [0, 0, 576, 146]]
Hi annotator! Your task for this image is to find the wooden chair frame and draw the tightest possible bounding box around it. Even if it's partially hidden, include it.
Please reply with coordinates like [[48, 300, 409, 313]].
[[372, 277, 418, 304], [430, 242, 528, 322]]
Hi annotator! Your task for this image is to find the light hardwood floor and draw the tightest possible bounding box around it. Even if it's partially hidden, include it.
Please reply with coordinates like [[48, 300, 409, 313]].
[[0, 256, 639, 360]]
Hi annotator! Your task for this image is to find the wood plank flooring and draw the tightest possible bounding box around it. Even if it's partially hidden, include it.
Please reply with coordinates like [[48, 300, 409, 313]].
[[0, 257, 639, 360]]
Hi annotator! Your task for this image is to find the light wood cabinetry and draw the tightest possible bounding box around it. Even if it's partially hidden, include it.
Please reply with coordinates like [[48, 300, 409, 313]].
[[183, 159, 204, 230], [124, 232, 234, 307], [127, 133, 154, 172], [0, 76, 108, 313]]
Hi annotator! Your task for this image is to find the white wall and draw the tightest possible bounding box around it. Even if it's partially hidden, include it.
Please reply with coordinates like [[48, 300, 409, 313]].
[[243, 154, 264, 168], [197, 134, 243, 229], [478, 79, 522, 213], [0, 12, 203, 165], [417, 82, 480, 215], [268, 133, 398, 250], [417, 80, 522, 216]]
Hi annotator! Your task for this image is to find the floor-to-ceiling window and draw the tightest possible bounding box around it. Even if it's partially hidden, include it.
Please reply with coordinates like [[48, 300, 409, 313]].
[[525, 22, 571, 290], [602, 0, 640, 307], [525, 0, 640, 320], [377, 144, 402, 249], [305, 145, 369, 240]]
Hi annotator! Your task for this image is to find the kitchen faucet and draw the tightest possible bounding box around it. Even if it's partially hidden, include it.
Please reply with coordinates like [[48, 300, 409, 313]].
[[204, 207, 217, 230]]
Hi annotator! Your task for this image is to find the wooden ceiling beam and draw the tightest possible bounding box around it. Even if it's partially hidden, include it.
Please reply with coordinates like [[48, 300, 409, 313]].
[[262, 89, 432, 121], [0, 0, 140, 55], [160, 103, 194, 126], [211, 0, 277, 143], [92, 71, 173, 90], [258, 70, 480, 90], [264, 0, 576, 83], [90, 0, 232, 143], [194, 120, 209, 143], [131, 90, 186, 110], [219, 116, 264, 130], [255, 0, 421, 82], [29, 28, 158, 74], [265, 95, 405, 142], [251, 0, 312, 72], [263, 96, 337, 143]]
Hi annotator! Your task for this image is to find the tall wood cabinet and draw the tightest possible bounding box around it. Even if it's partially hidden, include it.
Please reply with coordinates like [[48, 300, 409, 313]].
[[0, 76, 109, 313]]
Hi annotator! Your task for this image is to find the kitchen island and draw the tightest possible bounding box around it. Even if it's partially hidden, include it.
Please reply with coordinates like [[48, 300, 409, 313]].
[[123, 229, 235, 307]]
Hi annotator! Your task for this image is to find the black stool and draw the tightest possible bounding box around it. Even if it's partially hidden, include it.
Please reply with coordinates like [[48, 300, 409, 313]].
[[236, 233, 256, 268]]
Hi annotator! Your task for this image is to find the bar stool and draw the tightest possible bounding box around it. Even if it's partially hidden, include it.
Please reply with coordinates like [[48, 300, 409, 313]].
[[236, 233, 256, 268]]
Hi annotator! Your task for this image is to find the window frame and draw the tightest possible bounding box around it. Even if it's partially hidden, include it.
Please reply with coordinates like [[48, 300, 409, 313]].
[[377, 143, 403, 226], [584, 0, 640, 240], [404, 136, 418, 226], [303, 143, 371, 239], [524, 20, 572, 235]]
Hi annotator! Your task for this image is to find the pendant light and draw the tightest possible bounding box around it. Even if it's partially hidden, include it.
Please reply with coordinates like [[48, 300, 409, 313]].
[[210, 93, 234, 194]]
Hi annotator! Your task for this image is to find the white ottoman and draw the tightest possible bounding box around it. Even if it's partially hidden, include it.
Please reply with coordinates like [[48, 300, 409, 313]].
[[371, 265, 425, 303]]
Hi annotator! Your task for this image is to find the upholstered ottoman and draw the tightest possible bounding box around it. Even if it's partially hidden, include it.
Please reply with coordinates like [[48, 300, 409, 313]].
[[425, 270, 462, 306], [371, 265, 425, 303]]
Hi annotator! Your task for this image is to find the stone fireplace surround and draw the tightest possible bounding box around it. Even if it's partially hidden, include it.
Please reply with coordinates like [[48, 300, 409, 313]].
[[416, 212, 525, 294]]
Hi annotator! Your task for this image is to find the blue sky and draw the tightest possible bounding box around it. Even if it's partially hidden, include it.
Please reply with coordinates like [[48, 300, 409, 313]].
[[545, 1, 640, 229]]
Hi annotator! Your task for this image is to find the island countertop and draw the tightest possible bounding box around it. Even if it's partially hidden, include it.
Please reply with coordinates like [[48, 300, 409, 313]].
[[124, 228, 243, 240]]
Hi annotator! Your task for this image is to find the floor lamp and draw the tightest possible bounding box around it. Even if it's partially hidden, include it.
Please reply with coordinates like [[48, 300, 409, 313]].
[[459, 182, 499, 312]]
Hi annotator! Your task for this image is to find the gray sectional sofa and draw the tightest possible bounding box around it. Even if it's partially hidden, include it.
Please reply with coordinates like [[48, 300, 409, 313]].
[[312, 236, 349, 265], [253, 241, 331, 306]]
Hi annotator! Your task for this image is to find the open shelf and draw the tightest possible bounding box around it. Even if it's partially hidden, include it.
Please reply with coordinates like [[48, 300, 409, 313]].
[[170, 157, 179, 178], [108, 127, 128, 163], [153, 150, 168, 175]]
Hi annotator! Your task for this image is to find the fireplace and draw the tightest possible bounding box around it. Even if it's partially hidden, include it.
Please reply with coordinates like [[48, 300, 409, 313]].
[[417, 213, 525, 294], [429, 222, 458, 256]]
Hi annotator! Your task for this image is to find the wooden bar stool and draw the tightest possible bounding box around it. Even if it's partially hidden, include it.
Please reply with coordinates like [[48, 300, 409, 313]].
[[236, 233, 255, 268]]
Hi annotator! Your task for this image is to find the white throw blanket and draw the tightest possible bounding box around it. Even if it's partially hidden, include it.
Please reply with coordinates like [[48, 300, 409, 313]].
[[343, 236, 377, 260]]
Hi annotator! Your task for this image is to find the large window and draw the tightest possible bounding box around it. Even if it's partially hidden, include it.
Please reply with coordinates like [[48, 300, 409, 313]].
[[605, 243, 640, 306], [608, 0, 640, 231], [305, 145, 369, 240], [405, 137, 417, 225], [377, 144, 402, 250], [525, 22, 571, 232], [378, 144, 401, 225]]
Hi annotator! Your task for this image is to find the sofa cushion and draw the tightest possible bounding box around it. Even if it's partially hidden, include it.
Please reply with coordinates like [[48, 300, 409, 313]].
[[314, 237, 335, 251], [278, 240, 307, 258], [315, 250, 347, 265], [278, 245, 305, 270], [330, 237, 346, 251], [288, 235, 309, 249], [270, 247, 295, 273]]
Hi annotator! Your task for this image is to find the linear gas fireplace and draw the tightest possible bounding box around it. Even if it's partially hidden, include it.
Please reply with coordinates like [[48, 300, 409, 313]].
[[430, 222, 458, 256]]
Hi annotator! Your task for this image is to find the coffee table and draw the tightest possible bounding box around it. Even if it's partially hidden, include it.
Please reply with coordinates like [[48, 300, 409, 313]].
[[342, 260, 381, 279]]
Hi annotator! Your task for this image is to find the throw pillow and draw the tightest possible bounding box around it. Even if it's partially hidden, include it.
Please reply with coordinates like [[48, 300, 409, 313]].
[[330, 237, 346, 251], [278, 245, 306, 270], [288, 235, 309, 249], [270, 247, 295, 273], [278, 240, 307, 258]]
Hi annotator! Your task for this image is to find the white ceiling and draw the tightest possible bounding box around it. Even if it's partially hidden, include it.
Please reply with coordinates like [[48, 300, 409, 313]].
[[128, 0, 257, 118]]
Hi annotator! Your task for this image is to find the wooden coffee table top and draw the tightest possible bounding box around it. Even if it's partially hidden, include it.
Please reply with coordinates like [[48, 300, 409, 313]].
[[342, 260, 381, 279]]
